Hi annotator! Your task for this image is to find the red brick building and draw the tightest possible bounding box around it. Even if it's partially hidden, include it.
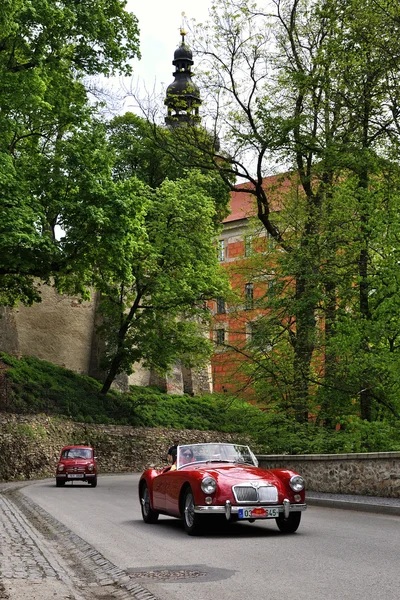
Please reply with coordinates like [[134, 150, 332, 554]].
[[209, 174, 296, 395]]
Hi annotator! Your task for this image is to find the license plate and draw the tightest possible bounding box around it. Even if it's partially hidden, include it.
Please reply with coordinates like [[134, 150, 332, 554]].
[[68, 474, 84, 479], [238, 507, 279, 519]]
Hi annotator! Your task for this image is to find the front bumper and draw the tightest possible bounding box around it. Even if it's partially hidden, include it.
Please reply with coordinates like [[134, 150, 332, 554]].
[[195, 499, 307, 520], [56, 473, 96, 481]]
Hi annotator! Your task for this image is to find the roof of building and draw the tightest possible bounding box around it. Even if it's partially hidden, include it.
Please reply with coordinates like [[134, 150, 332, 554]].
[[223, 173, 297, 223]]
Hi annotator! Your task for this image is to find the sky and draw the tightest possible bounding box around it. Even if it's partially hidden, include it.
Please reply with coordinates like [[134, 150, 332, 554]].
[[123, 1, 213, 105]]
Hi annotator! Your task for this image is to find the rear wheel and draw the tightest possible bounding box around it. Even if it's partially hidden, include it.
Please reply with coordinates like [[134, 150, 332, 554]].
[[140, 483, 159, 524], [275, 511, 301, 533], [183, 488, 204, 536]]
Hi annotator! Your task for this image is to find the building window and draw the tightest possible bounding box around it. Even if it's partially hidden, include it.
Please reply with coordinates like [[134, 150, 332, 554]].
[[216, 297, 226, 314], [216, 328, 225, 345], [244, 283, 254, 310], [267, 276, 276, 296], [246, 321, 254, 344], [246, 320, 273, 351], [244, 235, 254, 257], [217, 239, 225, 262], [267, 231, 276, 251]]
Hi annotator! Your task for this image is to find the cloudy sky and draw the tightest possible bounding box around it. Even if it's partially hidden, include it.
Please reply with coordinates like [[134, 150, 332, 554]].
[[123, 1, 213, 102]]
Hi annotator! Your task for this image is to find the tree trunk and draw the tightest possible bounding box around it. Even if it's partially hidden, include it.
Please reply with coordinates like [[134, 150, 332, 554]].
[[100, 294, 142, 395], [358, 164, 372, 421], [292, 271, 316, 422], [100, 352, 124, 395]]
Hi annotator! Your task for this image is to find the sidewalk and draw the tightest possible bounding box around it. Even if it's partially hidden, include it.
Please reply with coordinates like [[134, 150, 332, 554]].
[[307, 491, 400, 516]]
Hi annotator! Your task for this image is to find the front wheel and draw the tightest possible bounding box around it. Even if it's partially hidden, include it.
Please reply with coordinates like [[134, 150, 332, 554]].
[[56, 479, 65, 487], [90, 476, 97, 488], [275, 511, 301, 533], [183, 488, 204, 535], [140, 483, 159, 524]]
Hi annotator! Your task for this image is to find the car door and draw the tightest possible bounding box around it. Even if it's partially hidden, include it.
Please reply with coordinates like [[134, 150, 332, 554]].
[[152, 470, 170, 511], [165, 472, 184, 517]]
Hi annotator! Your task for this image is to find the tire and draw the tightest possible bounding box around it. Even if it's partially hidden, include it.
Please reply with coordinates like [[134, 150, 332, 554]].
[[140, 483, 159, 524], [56, 479, 65, 487], [183, 487, 204, 536], [275, 511, 301, 533], [90, 476, 97, 488]]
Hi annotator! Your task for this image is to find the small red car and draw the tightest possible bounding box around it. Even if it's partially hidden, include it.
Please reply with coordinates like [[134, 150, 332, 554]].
[[139, 443, 307, 535], [55, 445, 97, 488]]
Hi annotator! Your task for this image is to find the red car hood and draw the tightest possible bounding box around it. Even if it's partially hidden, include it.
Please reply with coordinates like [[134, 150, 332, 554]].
[[190, 463, 282, 485]]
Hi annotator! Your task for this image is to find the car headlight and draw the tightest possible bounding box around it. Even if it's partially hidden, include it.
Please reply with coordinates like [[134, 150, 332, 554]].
[[88, 463, 94, 472], [201, 476, 217, 494], [57, 464, 65, 472], [289, 475, 305, 492]]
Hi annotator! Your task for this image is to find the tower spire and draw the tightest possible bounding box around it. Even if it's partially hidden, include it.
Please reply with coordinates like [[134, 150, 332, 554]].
[[165, 17, 202, 128], [180, 11, 186, 44]]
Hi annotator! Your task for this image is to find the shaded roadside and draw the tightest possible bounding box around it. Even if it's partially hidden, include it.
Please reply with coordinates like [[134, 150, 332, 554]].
[[307, 491, 400, 516]]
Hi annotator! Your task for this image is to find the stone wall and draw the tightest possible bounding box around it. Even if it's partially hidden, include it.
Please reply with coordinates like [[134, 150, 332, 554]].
[[0, 285, 213, 394], [1, 414, 399, 497], [258, 453, 400, 498], [0, 287, 98, 375], [0, 414, 242, 482]]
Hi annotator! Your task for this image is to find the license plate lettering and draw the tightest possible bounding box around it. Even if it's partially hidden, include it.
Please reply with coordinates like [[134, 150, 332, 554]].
[[68, 474, 84, 479], [238, 507, 279, 519]]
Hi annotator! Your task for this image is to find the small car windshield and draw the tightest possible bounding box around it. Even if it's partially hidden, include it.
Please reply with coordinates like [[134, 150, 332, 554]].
[[176, 443, 258, 469], [62, 448, 92, 459]]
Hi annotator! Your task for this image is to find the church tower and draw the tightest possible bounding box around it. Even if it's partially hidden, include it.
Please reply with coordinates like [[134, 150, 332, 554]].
[[165, 28, 202, 127]]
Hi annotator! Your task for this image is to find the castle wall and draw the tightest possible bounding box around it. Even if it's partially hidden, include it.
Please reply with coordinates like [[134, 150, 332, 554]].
[[0, 286, 96, 374], [0, 307, 20, 355], [0, 286, 211, 395], [127, 364, 152, 388]]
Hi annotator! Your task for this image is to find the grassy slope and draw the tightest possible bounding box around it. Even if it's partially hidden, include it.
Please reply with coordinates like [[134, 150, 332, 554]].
[[0, 352, 261, 434], [2, 353, 399, 454]]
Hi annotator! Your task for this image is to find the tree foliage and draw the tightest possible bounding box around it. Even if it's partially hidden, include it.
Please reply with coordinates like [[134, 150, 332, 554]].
[[0, 0, 140, 305], [64, 113, 230, 394], [87, 168, 230, 394], [167, 0, 400, 425], [1, 0, 231, 397]]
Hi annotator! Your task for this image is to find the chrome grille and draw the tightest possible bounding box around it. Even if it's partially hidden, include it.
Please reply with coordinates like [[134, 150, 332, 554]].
[[234, 487, 258, 502], [67, 466, 85, 474], [233, 483, 278, 504], [258, 486, 278, 502]]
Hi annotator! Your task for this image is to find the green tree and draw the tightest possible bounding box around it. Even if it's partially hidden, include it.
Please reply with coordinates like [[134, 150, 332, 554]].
[[60, 165, 230, 394], [0, 0, 140, 305], [107, 113, 178, 188], [165, 0, 400, 424]]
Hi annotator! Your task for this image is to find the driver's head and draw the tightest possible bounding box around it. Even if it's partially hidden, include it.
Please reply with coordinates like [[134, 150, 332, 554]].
[[181, 448, 194, 463]]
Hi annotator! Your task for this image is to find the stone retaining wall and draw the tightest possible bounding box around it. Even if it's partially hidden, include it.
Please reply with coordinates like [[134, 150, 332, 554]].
[[1, 414, 399, 498], [258, 453, 400, 498], [0, 414, 242, 482]]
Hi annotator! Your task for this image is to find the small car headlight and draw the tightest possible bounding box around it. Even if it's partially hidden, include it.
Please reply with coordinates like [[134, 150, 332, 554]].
[[57, 464, 65, 472], [88, 464, 94, 472], [290, 475, 305, 492], [201, 476, 217, 494]]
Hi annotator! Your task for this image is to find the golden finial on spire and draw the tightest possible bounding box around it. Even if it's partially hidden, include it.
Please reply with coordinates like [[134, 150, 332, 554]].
[[180, 11, 187, 43]]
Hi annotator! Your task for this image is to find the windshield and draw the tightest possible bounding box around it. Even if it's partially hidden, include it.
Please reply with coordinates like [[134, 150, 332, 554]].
[[176, 443, 258, 469], [62, 448, 92, 459]]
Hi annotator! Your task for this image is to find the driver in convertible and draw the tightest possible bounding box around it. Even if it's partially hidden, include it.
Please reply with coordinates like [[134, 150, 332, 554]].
[[180, 448, 195, 465]]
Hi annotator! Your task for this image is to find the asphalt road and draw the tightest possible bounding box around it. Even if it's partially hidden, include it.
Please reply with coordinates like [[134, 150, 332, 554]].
[[12, 473, 399, 600]]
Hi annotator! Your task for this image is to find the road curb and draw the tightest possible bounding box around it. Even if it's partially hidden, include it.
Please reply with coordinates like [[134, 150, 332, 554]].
[[307, 497, 400, 516]]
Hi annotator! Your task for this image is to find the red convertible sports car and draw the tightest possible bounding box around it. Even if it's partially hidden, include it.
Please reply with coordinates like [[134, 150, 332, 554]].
[[139, 443, 306, 535]]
